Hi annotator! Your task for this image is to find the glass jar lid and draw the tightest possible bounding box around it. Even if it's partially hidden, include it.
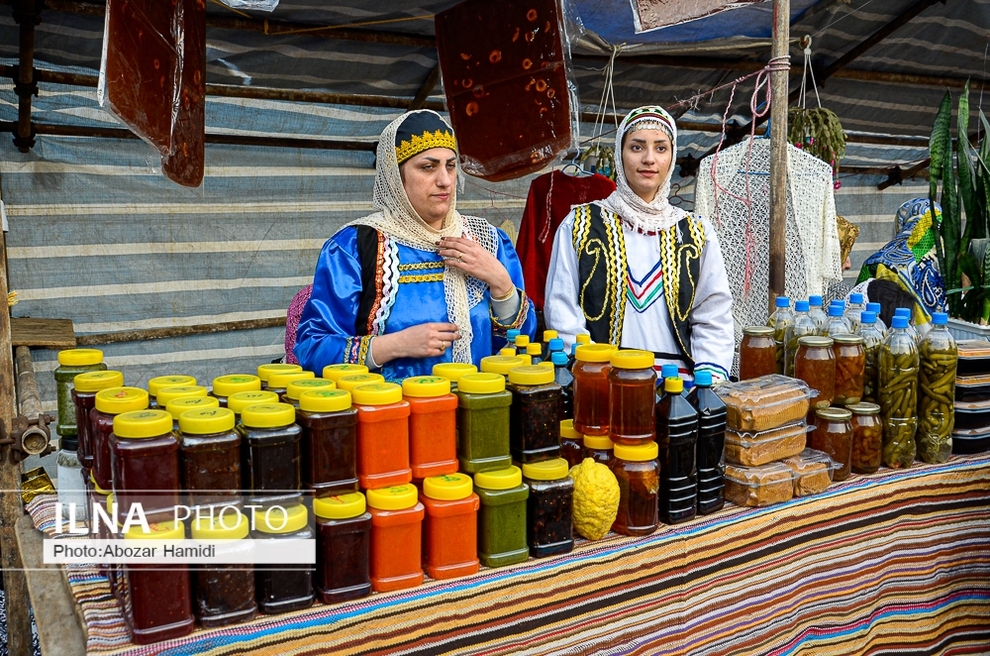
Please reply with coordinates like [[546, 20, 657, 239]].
[[814, 407, 853, 421], [846, 402, 881, 415], [742, 326, 774, 336], [798, 336, 834, 348], [832, 333, 864, 345]]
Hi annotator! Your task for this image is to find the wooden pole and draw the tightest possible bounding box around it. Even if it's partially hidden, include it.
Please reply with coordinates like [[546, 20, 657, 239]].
[[13, 0, 37, 153], [0, 203, 33, 656], [768, 0, 790, 308]]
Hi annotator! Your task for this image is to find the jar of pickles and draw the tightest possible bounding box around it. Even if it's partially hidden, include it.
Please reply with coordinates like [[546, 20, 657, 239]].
[[147, 375, 196, 409], [91, 387, 149, 491], [847, 402, 882, 474], [506, 365, 562, 464], [313, 492, 372, 604], [739, 326, 776, 380], [810, 407, 853, 481], [72, 370, 124, 471], [474, 466, 529, 568], [832, 333, 865, 405], [282, 378, 334, 407], [190, 511, 257, 628], [611, 442, 660, 536], [879, 315, 919, 469], [858, 312, 885, 403], [582, 434, 615, 466], [794, 336, 836, 409], [917, 312, 957, 464], [256, 363, 302, 390], [559, 419, 584, 467], [238, 403, 302, 506], [119, 521, 194, 644], [177, 407, 241, 509], [522, 458, 574, 558], [252, 504, 315, 614], [296, 389, 359, 495], [210, 374, 261, 407], [608, 349, 657, 445], [54, 348, 106, 440], [573, 344, 615, 436], [111, 409, 180, 519]]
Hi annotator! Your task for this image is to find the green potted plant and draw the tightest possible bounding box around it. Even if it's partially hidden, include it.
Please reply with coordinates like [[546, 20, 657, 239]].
[[929, 81, 990, 331]]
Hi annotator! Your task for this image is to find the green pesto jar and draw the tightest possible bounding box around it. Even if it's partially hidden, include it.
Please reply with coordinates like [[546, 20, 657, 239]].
[[473, 466, 529, 568], [454, 373, 512, 474], [54, 349, 106, 438]]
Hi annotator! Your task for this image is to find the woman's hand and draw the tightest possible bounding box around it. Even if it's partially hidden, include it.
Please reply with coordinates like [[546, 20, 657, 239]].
[[371, 322, 461, 364], [438, 236, 515, 298]]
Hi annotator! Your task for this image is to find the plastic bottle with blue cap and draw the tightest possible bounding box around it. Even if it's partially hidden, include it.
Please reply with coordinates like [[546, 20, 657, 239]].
[[826, 302, 853, 336], [916, 311, 956, 464], [857, 310, 885, 403], [845, 292, 866, 332], [785, 300, 818, 376], [686, 369, 725, 515], [865, 301, 887, 332], [878, 313, 919, 468], [807, 295, 829, 334], [767, 296, 793, 374]]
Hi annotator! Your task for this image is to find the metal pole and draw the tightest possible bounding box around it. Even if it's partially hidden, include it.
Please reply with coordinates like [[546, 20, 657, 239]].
[[768, 0, 791, 308]]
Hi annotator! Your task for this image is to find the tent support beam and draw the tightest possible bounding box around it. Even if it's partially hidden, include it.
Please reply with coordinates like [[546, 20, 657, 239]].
[[769, 0, 789, 305], [75, 317, 286, 347], [12, 0, 38, 152], [409, 66, 440, 111]]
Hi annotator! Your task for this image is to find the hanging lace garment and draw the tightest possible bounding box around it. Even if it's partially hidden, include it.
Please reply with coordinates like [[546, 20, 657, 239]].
[[694, 137, 842, 355]]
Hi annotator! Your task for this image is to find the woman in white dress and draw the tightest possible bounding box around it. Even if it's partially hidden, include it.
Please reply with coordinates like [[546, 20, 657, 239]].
[[543, 105, 734, 382]]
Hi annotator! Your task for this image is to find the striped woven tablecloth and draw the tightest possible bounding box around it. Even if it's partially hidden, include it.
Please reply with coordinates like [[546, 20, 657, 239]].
[[27, 454, 990, 655]]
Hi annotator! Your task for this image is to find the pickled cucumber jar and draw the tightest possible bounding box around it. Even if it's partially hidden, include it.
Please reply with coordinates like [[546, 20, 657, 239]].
[[848, 402, 882, 475], [794, 336, 836, 409], [879, 315, 919, 468], [857, 311, 885, 403], [832, 334, 865, 405], [810, 407, 853, 481], [739, 326, 776, 380], [767, 296, 793, 374], [917, 312, 957, 464]]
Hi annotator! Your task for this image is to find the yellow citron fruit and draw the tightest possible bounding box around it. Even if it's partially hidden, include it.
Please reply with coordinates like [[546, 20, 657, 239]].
[[569, 458, 620, 540]]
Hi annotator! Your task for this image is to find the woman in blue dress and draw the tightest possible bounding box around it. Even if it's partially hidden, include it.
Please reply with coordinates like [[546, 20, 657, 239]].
[[294, 110, 536, 380]]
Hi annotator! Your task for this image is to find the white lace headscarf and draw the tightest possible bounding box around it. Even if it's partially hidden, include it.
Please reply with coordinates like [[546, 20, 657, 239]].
[[347, 110, 497, 364], [599, 105, 687, 234]]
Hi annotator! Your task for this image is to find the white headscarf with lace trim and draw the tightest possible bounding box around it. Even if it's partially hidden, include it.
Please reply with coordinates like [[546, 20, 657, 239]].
[[599, 105, 687, 234], [347, 110, 497, 364]]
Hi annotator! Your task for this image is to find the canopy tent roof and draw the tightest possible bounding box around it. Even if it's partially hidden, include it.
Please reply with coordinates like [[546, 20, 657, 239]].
[[1, 0, 987, 179]]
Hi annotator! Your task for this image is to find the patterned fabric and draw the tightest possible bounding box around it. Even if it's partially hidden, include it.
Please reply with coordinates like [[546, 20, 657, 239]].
[[27, 455, 990, 655], [282, 284, 312, 365], [857, 197, 946, 319]]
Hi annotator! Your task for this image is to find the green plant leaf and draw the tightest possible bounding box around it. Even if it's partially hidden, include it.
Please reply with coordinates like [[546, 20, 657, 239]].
[[958, 82, 981, 240], [930, 90, 953, 201]]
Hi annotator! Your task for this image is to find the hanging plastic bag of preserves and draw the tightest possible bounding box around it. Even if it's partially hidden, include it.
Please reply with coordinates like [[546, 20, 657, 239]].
[[436, 0, 576, 182], [98, 0, 206, 187]]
